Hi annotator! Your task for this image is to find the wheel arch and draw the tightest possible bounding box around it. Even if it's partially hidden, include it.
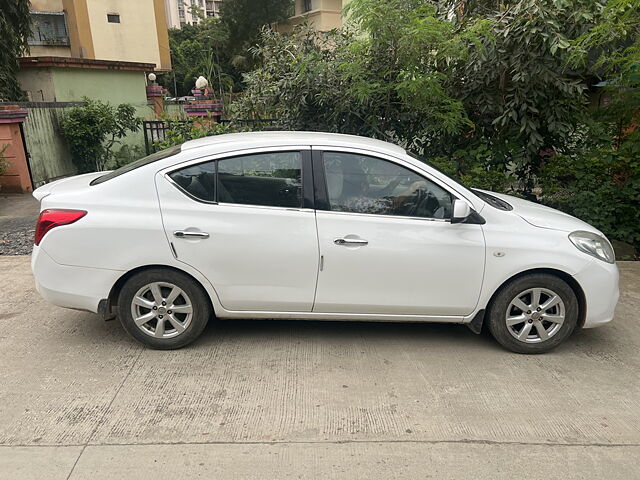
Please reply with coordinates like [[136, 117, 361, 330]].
[[483, 267, 587, 329], [103, 264, 215, 320]]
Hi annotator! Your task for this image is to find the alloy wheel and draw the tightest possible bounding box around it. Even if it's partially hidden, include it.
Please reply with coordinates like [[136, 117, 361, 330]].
[[505, 287, 565, 343], [130, 281, 193, 338]]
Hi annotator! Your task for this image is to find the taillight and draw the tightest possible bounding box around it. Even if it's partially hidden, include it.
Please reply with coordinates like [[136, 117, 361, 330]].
[[34, 209, 87, 246]]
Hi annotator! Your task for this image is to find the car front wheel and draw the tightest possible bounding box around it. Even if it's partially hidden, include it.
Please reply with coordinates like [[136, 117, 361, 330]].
[[117, 268, 212, 349], [487, 273, 579, 354]]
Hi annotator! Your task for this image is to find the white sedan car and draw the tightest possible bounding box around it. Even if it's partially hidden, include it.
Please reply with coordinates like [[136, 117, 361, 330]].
[[31, 132, 619, 353]]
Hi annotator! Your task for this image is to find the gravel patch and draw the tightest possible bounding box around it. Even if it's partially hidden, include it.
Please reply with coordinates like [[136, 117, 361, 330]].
[[0, 216, 35, 256]]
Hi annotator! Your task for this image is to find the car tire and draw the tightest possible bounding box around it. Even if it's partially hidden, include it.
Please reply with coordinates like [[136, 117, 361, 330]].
[[117, 268, 212, 349], [487, 273, 579, 354]]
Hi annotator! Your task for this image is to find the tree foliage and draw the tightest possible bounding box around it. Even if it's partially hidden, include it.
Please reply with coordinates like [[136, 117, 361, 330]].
[[160, 19, 237, 97], [234, 0, 598, 183], [233, 0, 640, 248], [537, 0, 640, 250], [454, 0, 601, 188], [0, 0, 31, 101], [159, 0, 293, 97], [234, 0, 491, 149], [220, 0, 293, 49], [60, 98, 141, 173]]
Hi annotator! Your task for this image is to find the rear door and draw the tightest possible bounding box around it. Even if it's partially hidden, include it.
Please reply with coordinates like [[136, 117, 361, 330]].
[[156, 147, 319, 312]]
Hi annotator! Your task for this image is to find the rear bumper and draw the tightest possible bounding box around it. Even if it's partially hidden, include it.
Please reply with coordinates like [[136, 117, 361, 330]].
[[31, 246, 124, 314], [573, 259, 620, 328]]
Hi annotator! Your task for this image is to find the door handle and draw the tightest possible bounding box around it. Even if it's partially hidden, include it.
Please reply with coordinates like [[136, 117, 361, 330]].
[[174, 230, 210, 239], [334, 237, 368, 246]]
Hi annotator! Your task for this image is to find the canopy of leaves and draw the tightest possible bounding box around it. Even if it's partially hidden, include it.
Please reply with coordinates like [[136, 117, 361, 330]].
[[0, 0, 31, 101], [232, 0, 640, 248], [571, 0, 640, 137], [160, 19, 238, 97], [221, 0, 293, 49], [234, 0, 491, 150], [60, 98, 141, 173], [454, 0, 602, 187], [234, 1, 602, 184]]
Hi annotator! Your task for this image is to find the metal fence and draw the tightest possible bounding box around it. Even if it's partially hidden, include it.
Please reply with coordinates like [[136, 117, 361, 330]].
[[142, 119, 280, 155]]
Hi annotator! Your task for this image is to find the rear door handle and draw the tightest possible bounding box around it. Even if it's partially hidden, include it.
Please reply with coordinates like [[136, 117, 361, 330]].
[[334, 237, 368, 246], [174, 230, 210, 239]]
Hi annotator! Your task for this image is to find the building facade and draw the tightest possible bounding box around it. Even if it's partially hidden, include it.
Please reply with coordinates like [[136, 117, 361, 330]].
[[27, 0, 171, 70], [164, 0, 223, 29], [287, 0, 351, 32]]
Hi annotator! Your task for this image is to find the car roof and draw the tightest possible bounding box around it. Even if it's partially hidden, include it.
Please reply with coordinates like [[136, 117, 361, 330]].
[[181, 131, 407, 156]]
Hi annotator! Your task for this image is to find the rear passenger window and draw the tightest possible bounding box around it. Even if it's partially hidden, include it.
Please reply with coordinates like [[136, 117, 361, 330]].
[[218, 152, 302, 208], [169, 162, 215, 202]]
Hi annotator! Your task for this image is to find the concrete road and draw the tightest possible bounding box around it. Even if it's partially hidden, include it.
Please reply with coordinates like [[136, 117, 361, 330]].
[[1, 256, 639, 479]]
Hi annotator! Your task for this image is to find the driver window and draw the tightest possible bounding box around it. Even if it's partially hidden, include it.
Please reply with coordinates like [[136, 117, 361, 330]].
[[322, 152, 453, 219]]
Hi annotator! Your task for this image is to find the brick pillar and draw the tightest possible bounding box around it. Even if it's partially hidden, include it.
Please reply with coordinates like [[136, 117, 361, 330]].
[[0, 105, 31, 193], [146, 85, 165, 119]]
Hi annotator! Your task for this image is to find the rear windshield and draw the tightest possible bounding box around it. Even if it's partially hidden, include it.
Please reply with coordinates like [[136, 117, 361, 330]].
[[90, 145, 182, 185]]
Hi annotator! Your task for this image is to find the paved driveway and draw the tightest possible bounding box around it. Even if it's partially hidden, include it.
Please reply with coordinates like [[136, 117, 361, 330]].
[[1, 256, 639, 479]]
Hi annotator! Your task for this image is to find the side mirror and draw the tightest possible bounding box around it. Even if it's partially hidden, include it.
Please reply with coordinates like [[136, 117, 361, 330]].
[[451, 199, 472, 224]]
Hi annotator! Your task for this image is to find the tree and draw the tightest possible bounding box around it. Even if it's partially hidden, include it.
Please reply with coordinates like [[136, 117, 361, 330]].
[[233, 0, 489, 150], [220, 0, 293, 51], [535, 0, 640, 250], [160, 19, 237, 97], [571, 0, 640, 140], [60, 98, 141, 173], [0, 0, 31, 101], [445, 0, 602, 190]]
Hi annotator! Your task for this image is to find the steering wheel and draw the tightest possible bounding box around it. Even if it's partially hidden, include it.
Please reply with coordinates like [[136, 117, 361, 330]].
[[407, 188, 440, 218]]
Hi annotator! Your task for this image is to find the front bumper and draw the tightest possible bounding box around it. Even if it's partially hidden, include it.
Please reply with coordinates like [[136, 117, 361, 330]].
[[31, 246, 124, 313], [572, 258, 620, 328]]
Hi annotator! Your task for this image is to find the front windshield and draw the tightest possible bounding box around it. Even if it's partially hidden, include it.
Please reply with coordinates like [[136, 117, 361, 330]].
[[90, 145, 182, 185], [406, 151, 470, 187], [406, 150, 480, 193]]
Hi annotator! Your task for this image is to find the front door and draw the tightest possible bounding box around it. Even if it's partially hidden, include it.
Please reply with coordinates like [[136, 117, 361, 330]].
[[156, 148, 319, 312], [312, 150, 485, 316]]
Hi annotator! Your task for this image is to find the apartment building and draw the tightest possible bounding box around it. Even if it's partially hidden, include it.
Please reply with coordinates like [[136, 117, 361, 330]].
[[27, 0, 171, 70], [288, 0, 351, 31], [164, 0, 223, 29]]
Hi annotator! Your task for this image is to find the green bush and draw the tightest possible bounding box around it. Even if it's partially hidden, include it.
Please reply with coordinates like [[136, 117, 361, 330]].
[[538, 131, 640, 249], [428, 143, 517, 193], [110, 144, 147, 169], [154, 120, 243, 151], [60, 98, 141, 173]]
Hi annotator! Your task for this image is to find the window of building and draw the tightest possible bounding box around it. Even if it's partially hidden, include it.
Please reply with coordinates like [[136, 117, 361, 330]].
[[107, 13, 121, 23], [28, 12, 69, 46], [303, 0, 313, 12], [322, 152, 453, 219]]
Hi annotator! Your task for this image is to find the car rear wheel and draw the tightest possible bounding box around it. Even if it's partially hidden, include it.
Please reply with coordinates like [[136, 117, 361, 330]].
[[487, 273, 579, 354], [118, 268, 211, 349]]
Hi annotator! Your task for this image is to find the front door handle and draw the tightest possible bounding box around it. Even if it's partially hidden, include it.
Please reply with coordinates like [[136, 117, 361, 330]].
[[174, 230, 210, 239], [334, 237, 368, 246]]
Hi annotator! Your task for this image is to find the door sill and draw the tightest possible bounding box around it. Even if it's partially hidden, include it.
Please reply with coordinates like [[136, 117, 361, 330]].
[[216, 310, 469, 323]]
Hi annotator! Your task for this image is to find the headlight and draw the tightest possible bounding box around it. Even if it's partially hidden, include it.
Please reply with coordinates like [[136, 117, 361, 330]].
[[569, 231, 615, 264]]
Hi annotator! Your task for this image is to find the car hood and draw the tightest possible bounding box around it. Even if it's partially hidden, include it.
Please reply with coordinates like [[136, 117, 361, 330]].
[[477, 190, 602, 234]]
